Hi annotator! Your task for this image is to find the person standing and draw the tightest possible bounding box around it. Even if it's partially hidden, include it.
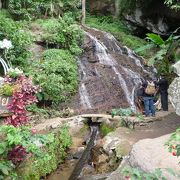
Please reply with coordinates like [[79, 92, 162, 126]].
[[142, 77, 156, 117], [157, 75, 169, 111]]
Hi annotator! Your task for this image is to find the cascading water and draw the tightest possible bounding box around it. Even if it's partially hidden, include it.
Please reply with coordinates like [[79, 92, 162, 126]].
[[78, 60, 92, 109], [75, 28, 152, 113]]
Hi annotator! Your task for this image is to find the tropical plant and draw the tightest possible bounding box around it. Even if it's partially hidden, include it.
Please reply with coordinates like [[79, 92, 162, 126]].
[[135, 30, 180, 76]]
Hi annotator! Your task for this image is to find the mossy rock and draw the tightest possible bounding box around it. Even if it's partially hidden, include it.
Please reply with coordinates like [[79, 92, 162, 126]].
[[115, 140, 131, 158]]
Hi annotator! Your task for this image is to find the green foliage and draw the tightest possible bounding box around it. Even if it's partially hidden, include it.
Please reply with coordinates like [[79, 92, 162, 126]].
[[118, 0, 137, 14], [100, 123, 114, 137], [16, 125, 72, 179], [111, 108, 143, 129], [0, 11, 32, 67], [26, 104, 48, 114], [7, 0, 81, 20], [0, 125, 54, 157], [0, 84, 14, 96], [164, 0, 180, 10], [0, 161, 17, 180], [28, 49, 78, 104], [34, 17, 84, 55], [122, 166, 167, 180], [136, 31, 180, 77], [86, 15, 152, 58], [111, 108, 133, 118]]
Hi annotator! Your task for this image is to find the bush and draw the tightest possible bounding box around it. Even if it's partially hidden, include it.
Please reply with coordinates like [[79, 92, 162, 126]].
[[7, 0, 81, 20], [34, 18, 84, 55], [0, 11, 32, 67], [28, 49, 79, 105]]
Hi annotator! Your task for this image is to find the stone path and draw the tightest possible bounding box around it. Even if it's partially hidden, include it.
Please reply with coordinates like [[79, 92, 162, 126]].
[[34, 105, 175, 133]]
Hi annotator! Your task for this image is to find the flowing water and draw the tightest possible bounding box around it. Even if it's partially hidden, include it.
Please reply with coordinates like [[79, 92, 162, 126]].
[[68, 126, 98, 180]]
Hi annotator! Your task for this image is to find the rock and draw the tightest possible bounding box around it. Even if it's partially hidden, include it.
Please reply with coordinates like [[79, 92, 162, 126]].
[[115, 140, 131, 158], [103, 135, 120, 155], [128, 134, 180, 180], [169, 77, 180, 116], [169, 61, 180, 116], [67, 116, 86, 136], [172, 60, 180, 77], [102, 127, 132, 156]]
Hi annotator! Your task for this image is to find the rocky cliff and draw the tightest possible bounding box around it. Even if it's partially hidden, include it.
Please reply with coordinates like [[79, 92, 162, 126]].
[[87, 0, 180, 36]]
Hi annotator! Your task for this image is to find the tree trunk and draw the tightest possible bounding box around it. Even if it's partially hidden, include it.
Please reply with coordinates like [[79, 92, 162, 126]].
[[82, 0, 86, 25], [0, 0, 2, 9]]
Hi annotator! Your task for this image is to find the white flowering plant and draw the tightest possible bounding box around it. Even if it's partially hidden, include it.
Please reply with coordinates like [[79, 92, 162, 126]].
[[7, 67, 23, 78], [0, 39, 13, 50]]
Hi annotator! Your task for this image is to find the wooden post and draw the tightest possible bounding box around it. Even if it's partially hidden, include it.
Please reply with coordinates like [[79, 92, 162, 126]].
[[82, 0, 86, 25]]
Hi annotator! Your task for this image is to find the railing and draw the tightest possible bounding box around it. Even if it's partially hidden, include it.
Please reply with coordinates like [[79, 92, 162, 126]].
[[0, 57, 10, 75]]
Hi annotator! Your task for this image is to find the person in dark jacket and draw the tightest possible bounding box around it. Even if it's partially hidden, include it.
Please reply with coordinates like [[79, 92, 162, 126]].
[[142, 77, 156, 117], [156, 75, 169, 111]]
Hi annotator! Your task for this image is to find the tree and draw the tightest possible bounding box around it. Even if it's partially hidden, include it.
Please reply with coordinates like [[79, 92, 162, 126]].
[[81, 0, 86, 25]]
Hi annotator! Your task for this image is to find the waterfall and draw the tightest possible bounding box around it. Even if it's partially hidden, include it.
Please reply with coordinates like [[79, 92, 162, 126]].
[[78, 60, 92, 109], [79, 83, 92, 109], [86, 32, 116, 66], [75, 28, 152, 113], [86, 32, 140, 111]]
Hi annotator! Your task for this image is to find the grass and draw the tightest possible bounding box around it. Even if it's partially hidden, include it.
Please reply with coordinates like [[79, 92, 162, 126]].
[[86, 15, 154, 59], [100, 123, 114, 137]]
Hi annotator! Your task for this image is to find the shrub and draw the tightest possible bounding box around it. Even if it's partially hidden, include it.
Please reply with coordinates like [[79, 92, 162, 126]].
[[28, 49, 79, 105], [0, 12, 32, 67], [34, 18, 84, 55], [7, 0, 81, 20]]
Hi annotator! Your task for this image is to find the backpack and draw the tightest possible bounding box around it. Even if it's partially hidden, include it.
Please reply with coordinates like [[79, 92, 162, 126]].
[[145, 81, 156, 95]]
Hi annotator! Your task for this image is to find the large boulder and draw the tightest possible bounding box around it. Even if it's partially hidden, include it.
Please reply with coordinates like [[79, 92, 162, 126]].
[[169, 77, 180, 116], [106, 134, 180, 180], [172, 60, 180, 77], [127, 134, 180, 180], [169, 61, 180, 116]]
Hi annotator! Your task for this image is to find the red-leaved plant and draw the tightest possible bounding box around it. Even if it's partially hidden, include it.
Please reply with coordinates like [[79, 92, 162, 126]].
[[7, 145, 28, 165], [5, 75, 40, 126]]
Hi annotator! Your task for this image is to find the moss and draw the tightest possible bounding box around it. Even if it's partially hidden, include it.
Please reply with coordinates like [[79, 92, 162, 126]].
[[115, 141, 131, 158], [100, 123, 114, 137], [16, 126, 72, 179]]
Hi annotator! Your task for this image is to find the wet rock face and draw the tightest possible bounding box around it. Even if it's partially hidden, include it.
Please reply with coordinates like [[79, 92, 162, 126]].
[[87, 0, 180, 36], [71, 28, 152, 114], [169, 61, 180, 116]]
